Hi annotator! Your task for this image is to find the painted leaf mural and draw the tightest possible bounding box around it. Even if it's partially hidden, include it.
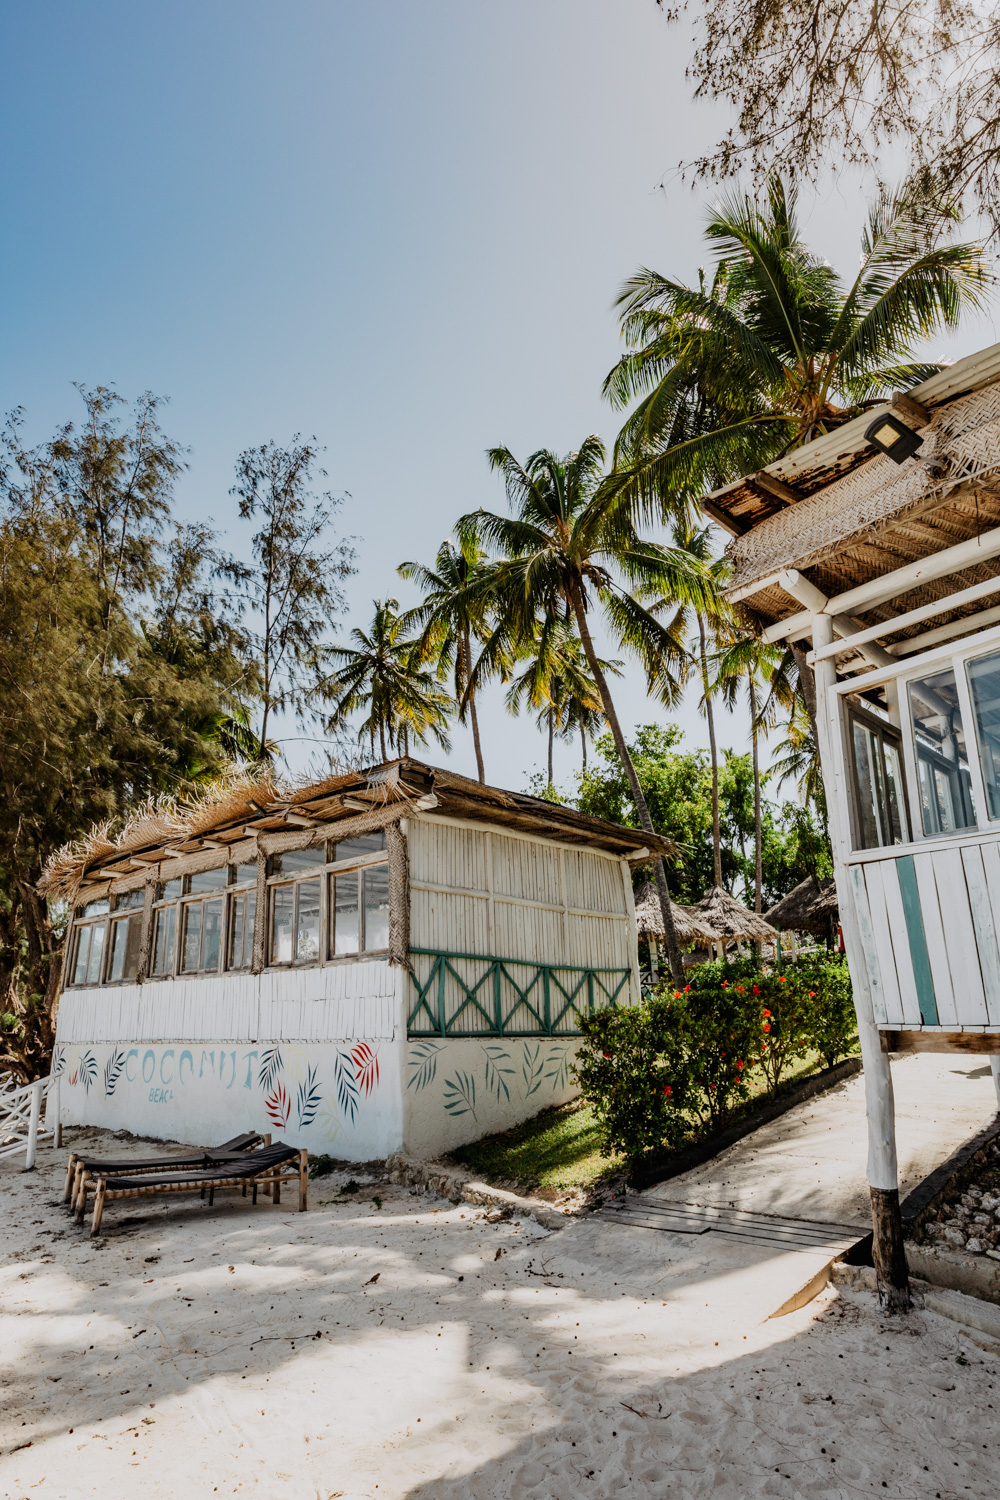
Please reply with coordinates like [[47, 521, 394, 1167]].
[[521, 1042, 544, 1100], [103, 1048, 127, 1098], [333, 1049, 360, 1125], [443, 1070, 477, 1119], [51, 1046, 66, 1078], [257, 1048, 284, 1094], [482, 1044, 514, 1102], [79, 1051, 98, 1094], [543, 1048, 571, 1092], [296, 1066, 321, 1129], [265, 1081, 291, 1130], [351, 1042, 379, 1097], [406, 1040, 442, 1092]]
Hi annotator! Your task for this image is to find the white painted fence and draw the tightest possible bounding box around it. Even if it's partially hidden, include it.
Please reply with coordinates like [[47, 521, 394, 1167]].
[[0, 1074, 61, 1168]]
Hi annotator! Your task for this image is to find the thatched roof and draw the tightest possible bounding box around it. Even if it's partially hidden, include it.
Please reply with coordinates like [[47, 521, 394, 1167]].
[[40, 757, 672, 901], [633, 882, 719, 945], [715, 343, 1000, 675], [692, 886, 778, 941], [765, 876, 838, 934]]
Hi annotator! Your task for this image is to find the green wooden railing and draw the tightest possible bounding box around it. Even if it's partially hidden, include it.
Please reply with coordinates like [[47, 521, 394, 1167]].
[[407, 947, 632, 1037]]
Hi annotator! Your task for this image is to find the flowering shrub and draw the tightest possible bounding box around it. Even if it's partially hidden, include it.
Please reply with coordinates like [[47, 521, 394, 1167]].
[[575, 951, 857, 1165]]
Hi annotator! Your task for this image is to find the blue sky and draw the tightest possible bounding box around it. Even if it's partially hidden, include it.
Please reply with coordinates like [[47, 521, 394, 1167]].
[[3, 1, 996, 790]]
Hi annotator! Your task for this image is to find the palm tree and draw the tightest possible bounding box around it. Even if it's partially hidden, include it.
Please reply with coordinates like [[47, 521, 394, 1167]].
[[770, 698, 824, 814], [603, 177, 992, 518], [504, 617, 620, 786], [457, 438, 715, 985], [322, 598, 453, 761], [399, 538, 492, 783]]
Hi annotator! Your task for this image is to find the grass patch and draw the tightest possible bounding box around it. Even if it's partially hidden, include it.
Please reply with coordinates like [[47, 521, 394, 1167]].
[[450, 1048, 855, 1197]]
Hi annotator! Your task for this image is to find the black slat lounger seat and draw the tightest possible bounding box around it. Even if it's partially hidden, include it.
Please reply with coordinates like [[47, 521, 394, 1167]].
[[80, 1142, 308, 1235], [64, 1131, 265, 1208]]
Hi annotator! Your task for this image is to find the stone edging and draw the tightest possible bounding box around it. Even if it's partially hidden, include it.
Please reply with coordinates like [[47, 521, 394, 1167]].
[[385, 1152, 568, 1231]]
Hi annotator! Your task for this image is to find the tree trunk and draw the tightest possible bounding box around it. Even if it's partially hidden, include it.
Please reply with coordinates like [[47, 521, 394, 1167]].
[[569, 582, 685, 986], [749, 674, 763, 916], [581, 727, 587, 773], [792, 643, 820, 760], [464, 629, 486, 783], [699, 616, 722, 887], [379, 721, 386, 761], [547, 713, 554, 788]]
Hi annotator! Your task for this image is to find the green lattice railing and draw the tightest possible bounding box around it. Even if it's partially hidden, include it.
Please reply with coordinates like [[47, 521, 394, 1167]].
[[407, 947, 632, 1037]]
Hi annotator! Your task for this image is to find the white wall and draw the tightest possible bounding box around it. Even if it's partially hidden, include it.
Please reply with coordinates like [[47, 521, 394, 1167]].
[[402, 1035, 581, 1157]]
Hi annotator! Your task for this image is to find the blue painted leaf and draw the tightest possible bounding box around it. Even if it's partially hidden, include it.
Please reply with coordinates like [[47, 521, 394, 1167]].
[[334, 1050, 359, 1125], [443, 1070, 477, 1118], [482, 1044, 514, 1102], [257, 1048, 284, 1093], [406, 1040, 442, 1092], [296, 1065, 322, 1129], [103, 1048, 127, 1098], [79, 1051, 98, 1093]]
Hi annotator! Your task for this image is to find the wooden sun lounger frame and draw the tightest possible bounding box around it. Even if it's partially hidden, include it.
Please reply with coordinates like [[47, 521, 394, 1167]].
[[79, 1146, 309, 1235], [63, 1131, 266, 1214]]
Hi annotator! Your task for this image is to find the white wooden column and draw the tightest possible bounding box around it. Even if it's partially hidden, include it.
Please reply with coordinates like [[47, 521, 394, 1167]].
[[811, 613, 908, 1306]]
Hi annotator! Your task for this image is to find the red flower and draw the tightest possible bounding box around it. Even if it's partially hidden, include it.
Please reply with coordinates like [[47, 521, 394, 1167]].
[[808, 991, 816, 998], [736, 1061, 744, 1071], [763, 1023, 771, 1032], [762, 1009, 771, 1017], [721, 980, 728, 988], [602, 1051, 612, 1059], [673, 989, 682, 998], [778, 976, 786, 983], [683, 984, 691, 992], [736, 985, 745, 994], [663, 1085, 673, 1096], [752, 985, 760, 996]]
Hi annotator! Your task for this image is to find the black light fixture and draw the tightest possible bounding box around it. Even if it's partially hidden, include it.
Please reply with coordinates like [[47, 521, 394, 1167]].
[[864, 412, 924, 464]]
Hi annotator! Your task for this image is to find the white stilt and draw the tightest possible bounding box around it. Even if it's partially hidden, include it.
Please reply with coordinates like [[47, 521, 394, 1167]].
[[991, 1057, 1000, 1113]]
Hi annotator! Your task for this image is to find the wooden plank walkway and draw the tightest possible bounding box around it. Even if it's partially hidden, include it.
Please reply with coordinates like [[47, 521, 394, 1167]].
[[597, 1196, 861, 1256]]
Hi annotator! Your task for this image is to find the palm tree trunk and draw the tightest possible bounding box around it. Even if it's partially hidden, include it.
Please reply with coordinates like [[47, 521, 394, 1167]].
[[547, 713, 554, 788], [569, 582, 685, 986], [379, 721, 386, 761], [699, 616, 722, 888], [749, 674, 763, 919], [464, 629, 486, 783], [581, 727, 587, 773]]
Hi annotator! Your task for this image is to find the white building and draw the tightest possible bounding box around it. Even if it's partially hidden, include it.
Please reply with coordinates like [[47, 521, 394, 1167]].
[[46, 760, 656, 1160]]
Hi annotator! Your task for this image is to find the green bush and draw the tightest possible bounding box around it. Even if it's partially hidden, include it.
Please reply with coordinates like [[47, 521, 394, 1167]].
[[575, 950, 856, 1166]]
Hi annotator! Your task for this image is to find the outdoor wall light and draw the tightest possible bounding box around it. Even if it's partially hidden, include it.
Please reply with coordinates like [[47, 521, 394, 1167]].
[[864, 413, 924, 464]]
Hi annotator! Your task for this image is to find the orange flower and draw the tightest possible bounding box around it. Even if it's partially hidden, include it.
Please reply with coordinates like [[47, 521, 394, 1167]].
[[778, 976, 786, 983], [762, 1009, 771, 1017], [763, 1023, 771, 1032], [736, 1061, 744, 1071], [808, 990, 816, 997], [674, 990, 682, 998], [684, 984, 691, 992]]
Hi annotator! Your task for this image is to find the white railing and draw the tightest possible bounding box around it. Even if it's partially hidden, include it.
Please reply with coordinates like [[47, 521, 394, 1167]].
[[0, 1074, 61, 1169]]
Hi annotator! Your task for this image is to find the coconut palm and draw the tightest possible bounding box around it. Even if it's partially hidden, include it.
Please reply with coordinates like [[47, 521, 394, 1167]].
[[398, 538, 492, 783], [322, 598, 453, 761], [457, 437, 716, 984], [504, 617, 619, 786], [603, 177, 992, 519]]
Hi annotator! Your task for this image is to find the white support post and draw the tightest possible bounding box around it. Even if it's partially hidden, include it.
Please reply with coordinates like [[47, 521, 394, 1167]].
[[991, 1058, 1000, 1114], [811, 612, 910, 1310], [45, 1076, 62, 1149], [24, 1081, 42, 1172]]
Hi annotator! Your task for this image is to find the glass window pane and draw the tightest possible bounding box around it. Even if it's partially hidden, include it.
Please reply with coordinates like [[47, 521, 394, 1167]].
[[273, 848, 325, 875], [201, 899, 224, 972], [363, 864, 390, 951], [81, 898, 109, 917], [333, 832, 385, 864], [908, 668, 976, 835], [152, 905, 176, 976], [244, 890, 257, 968], [882, 740, 906, 844], [233, 862, 257, 885], [160, 878, 183, 901], [85, 922, 105, 985], [852, 722, 882, 849], [295, 879, 321, 964], [181, 904, 203, 973], [271, 885, 295, 964], [229, 889, 257, 970], [332, 873, 359, 956], [108, 918, 128, 982], [113, 888, 145, 910], [72, 926, 91, 986], [967, 651, 1000, 820], [188, 867, 227, 895]]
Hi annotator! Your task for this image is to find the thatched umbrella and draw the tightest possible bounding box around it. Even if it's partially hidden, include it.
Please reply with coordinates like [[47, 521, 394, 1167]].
[[691, 886, 778, 955], [765, 876, 838, 934], [633, 882, 719, 979]]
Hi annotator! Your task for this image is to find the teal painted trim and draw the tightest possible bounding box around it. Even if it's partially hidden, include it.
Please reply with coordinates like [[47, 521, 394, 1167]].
[[896, 856, 939, 1025], [407, 948, 631, 1038]]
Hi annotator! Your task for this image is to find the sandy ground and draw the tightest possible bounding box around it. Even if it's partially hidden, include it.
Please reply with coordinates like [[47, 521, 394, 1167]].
[[2, 1056, 1000, 1500]]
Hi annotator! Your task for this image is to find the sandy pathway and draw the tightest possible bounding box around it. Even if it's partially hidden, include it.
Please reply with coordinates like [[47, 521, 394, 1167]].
[[2, 1056, 999, 1500]]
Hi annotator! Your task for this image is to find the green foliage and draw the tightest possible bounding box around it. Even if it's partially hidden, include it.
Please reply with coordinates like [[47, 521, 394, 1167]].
[[576, 951, 856, 1165]]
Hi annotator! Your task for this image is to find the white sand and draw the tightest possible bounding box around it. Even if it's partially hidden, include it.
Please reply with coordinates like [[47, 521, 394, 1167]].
[[3, 1108, 1000, 1498]]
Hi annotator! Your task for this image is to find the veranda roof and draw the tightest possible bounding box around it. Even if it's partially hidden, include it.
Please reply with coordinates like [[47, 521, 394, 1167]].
[[764, 876, 839, 935], [692, 886, 778, 942], [632, 882, 720, 945], [40, 758, 672, 901], [713, 342, 1000, 673]]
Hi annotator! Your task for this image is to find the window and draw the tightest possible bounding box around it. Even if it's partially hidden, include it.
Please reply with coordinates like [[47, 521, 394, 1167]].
[[150, 877, 183, 977], [70, 899, 109, 986], [329, 859, 390, 956], [848, 708, 908, 850], [270, 878, 321, 965], [967, 650, 1000, 820], [908, 667, 977, 835], [179, 868, 227, 975], [227, 866, 257, 972], [107, 889, 145, 983]]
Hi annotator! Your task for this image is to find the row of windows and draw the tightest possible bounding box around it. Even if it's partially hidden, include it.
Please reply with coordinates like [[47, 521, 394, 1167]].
[[849, 644, 1000, 850], [68, 833, 389, 986]]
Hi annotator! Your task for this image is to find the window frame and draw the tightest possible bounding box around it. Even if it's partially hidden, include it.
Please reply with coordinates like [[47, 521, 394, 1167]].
[[266, 833, 390, 969], [846, 703, 910, 852]]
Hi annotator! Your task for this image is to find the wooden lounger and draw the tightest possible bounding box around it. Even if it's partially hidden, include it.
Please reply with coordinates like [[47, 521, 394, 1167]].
[[63, 1131, 265, 1209], [79, 1143, 308, 1235]]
